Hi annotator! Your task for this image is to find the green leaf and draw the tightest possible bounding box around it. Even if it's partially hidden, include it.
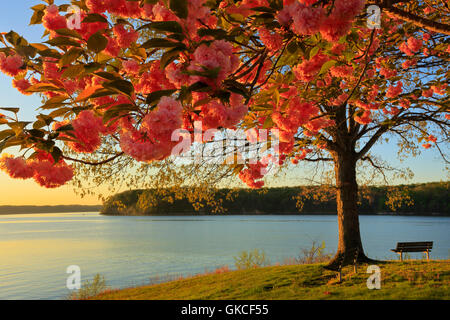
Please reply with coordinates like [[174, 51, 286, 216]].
[[309, 46, 320, 59], [139, 21, 183, 34], [38, 49, 62, 59], [141, 38, 184, 49], [197, 28, 228, 40], [5, 31, 28, 47], [94, 71, 121, 81], [224, 80, 250, 99], [0, 129, 15, 141], [146, 89, 177, 105], [84, 62, 103, 73], [33, 120, 46, 130], [82, 13, 109, 24], [45, 37, 81, 48], [87, 32, 108, 53], [103, 80, 134, 97], [318, 60, 337, 76], [55, 28, 83, 39], [0, 107, 20, 114], [40, 95, 69, 110], [26, 82, 64, 93], [59, 47, 83, 67], [37, 114, 53, 126], [51, 147, 63, 163], [263, 116, 274, 129], [55, 124, 74, 132], [286, 41, 298, 54], [27, 129, 45, 138], [0, 135, 16, 152], [29, 10, 44, 25], [102, 104, 137, 124], [183, 67, 220, 79], [62, 64, 85, 79], [160, 47, 182, 68], [7, 122, 31, 136], [169, 0, 188, 19], [250, 6, 275, 13], [188, 81, 210, 92]]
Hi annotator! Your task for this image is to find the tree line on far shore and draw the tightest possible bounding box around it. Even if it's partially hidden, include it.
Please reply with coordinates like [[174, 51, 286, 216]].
[[101, 182, 449, 216]]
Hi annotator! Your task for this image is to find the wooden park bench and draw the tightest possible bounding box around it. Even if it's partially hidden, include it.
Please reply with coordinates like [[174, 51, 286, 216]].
[[323, 248, 360, 282], [391, 241, 433, 261]]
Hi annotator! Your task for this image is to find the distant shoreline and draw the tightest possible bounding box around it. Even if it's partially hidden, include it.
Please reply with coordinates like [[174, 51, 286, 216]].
[[99, 211, 449, 217], [0, 205, 102, 215], [0, 206, 447, 217]]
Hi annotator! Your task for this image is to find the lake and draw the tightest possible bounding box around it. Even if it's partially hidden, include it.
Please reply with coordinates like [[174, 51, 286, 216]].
[[0, 212, 449, 300]]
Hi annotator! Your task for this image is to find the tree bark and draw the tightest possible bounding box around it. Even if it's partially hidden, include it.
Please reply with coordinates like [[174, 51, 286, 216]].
[[327, 151, 373, 267]]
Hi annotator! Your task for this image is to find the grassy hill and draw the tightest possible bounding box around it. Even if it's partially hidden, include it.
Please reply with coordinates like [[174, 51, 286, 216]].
[[93, 260, 450, 300]]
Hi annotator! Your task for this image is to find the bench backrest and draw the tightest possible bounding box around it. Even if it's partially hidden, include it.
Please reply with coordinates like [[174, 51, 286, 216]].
[[395, 241, 433, 251]]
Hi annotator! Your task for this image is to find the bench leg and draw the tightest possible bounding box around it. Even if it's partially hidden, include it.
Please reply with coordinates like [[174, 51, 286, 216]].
[[426, 250, 430, 261], [354, 263, 357, 273], [338, 270, 342, 282], [399, 252, 403, 261]]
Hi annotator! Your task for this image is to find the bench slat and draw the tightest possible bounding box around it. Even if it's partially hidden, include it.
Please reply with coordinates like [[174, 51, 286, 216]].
[[396, 242, 433, 247], [393, 241, 433, 253], [394, 242, 433, 249], [393, 248, 432, 252]]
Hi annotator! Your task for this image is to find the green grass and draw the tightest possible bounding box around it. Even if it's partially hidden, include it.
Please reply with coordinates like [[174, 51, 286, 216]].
[[93, 260, 450, 300]]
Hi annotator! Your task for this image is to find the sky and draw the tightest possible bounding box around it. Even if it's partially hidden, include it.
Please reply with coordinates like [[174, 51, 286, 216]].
[[0, 1, 448, 205]]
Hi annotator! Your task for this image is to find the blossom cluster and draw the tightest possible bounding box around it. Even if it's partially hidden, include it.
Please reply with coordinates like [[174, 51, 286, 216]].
[[0, 152, 73, 188]]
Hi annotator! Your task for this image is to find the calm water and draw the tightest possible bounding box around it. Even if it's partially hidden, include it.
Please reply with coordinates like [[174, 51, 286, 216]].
[[0, 212, 449, 300]]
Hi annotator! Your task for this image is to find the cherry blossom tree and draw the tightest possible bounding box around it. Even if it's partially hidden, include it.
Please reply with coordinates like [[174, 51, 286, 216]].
[[0, 0, 448, 266]]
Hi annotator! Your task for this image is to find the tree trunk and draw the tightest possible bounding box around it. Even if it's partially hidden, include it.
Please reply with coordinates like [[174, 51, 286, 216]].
[[327, 151, 372, 267]]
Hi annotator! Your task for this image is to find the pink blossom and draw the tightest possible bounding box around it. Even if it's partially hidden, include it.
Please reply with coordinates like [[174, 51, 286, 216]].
[[103, 37, 121, 57], [427, 135, 437, 143], [399, 41, 414, 56], [42, 5, 67, 35], [293, 53, 329, 82], [422, 88, 433, 98], [31, 159, 74, 188], [12, 79, 32, 95], [380, 67, 397, 79], [0, 155, 34, 179], [386, 82, 403, 98], [238, 161, 267, 189], [113, 25, 139, 49], [0, 152, 73, 188], [135, 61, 175, 94], [329, 65, 354, 78], [258, 28, 283, 52], [0, 53, 24, 77], [166, 63, 190, 88], [68, 110, 105, 153], [354, 110, 372, 125], [402, 59, 416, 69], [122, 60, 140, 75], [86, 0, 108, 13], [290, 3, 325, 36], [120, 97, 184, 162], [190, 40, 239, 86], [407, 37, 422, 52], [399, 99, 411, 109]]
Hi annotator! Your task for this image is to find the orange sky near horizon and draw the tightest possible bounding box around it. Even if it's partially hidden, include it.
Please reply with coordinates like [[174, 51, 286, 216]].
[[0, 172, 103, 205]]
